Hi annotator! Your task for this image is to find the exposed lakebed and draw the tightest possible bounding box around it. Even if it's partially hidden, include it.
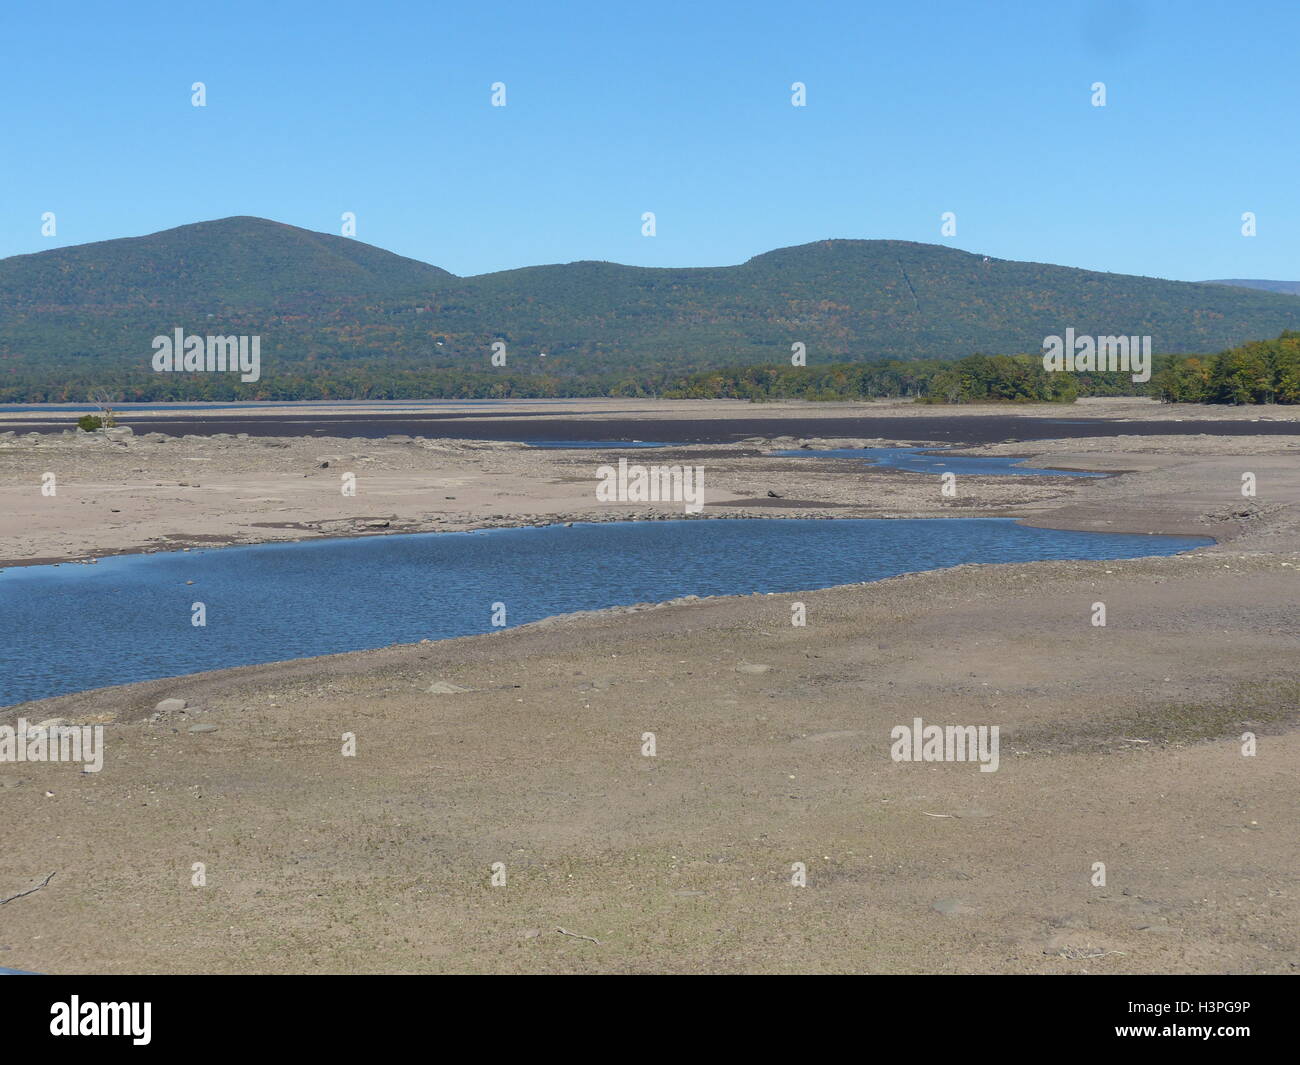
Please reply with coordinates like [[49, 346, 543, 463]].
[[0, 518, 1209, 706]]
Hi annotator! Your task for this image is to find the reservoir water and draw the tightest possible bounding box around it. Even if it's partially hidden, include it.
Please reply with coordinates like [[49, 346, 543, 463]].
[[775, 446, 1105, 478], [0, 518, 1209, 706]]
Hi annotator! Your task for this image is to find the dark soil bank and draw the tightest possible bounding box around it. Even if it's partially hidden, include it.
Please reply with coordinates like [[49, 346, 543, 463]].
[[8, 411, 1300, 444]]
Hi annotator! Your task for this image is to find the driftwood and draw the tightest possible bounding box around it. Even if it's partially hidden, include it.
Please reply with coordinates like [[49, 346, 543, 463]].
[[0, 871, 56, 905]]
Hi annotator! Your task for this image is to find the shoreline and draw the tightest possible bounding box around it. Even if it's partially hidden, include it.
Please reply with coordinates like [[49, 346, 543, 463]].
[[0, 518, 1219, 715], [7, 395, 1300, 446], [3, 402, 1297, 974], [5, 422, 1289, 569], [3, 548, 1295, 974], [0, 498, 1216, 572], [0, 543, 1245, 724]]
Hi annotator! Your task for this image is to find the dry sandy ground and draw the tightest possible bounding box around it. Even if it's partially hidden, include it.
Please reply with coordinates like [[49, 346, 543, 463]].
[[0, 428, 1102, 564], [0, 404, 1297, 974], [3, 416, 1300, 566]]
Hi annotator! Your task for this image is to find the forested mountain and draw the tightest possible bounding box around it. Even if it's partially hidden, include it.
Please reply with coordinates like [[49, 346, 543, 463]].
[[1202, 279, 1300, 297], [3, 216, 1299, 400]]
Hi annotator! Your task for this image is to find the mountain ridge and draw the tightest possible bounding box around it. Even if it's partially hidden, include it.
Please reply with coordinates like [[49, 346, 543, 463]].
[[2, 218, 1299, 389], [1201, 278, 1300, 297]]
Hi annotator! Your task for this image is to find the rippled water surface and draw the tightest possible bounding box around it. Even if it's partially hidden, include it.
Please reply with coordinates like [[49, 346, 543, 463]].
[[0, 518, 1208, 705], [775, 446, 1105, 477]]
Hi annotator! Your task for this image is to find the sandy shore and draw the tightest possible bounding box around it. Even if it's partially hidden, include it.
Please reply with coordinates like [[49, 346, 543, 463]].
[[3, 411, 1300, 566], [1, 401, 1297, 973]]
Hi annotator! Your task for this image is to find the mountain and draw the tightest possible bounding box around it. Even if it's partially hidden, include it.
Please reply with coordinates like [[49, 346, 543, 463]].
[[456, 241, 1300, 368], [1202, 279, 1300, 297], [0, 217, 451, 311], [2, 218, 1299, 397]]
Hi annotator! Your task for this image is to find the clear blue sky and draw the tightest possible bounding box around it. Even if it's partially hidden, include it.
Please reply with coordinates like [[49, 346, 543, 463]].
[[1, 0, 1295, 280]]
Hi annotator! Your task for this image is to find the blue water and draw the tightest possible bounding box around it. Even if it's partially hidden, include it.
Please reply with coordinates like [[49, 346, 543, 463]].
[[0, 519, 1208, 706], [776, 446, 1104, 478]]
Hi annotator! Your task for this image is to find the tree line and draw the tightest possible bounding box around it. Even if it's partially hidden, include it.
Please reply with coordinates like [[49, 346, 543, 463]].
[[4, 333, 1298, 405]]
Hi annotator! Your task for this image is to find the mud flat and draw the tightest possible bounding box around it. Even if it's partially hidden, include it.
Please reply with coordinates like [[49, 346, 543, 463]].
[[5, 395, 1300, 443], [2, 411, 1300, 565], [0, 404, 1297, 973], [1, 553, 1296, 974]]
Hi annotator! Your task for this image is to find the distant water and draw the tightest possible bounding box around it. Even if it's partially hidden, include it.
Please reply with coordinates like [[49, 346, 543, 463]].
[[776, 446, 1105, 478], [0, 519, 1208, 706]]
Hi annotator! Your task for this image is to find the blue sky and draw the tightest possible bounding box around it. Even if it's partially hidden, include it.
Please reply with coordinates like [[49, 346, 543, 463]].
[[1, 0, 1295, 280]]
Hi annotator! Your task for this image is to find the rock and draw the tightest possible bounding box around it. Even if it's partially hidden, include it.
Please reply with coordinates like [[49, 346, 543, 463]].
[[426, 681, 472, 694], [1053, 914, 1090, 930], [1042, 930, 1099, 955], [155, 698, 187, 713], [187, 724, 218, 734]]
